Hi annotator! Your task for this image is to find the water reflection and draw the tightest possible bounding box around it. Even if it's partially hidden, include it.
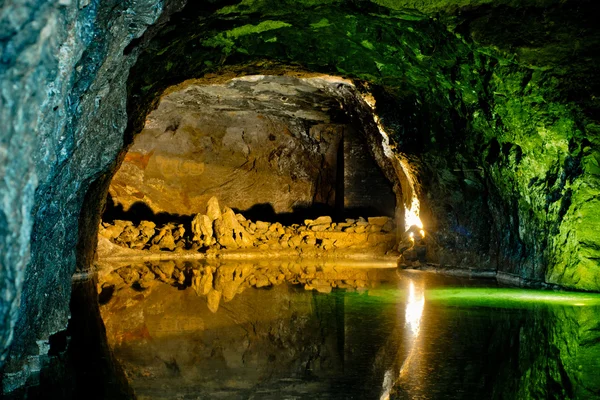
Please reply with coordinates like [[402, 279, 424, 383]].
[[380, 279, 425, 400], [99, 261, 600, 399]]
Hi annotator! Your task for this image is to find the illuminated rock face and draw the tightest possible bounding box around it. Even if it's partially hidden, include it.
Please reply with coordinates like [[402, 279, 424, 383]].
[[109, 77, 346, 216], [1, 0, 600, 395]]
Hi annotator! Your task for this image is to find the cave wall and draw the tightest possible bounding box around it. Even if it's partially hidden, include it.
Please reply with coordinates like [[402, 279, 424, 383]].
[[343, 125, 396, 218], [126, 0, 600, 289], [0, 0, 175, 385], [108, 77, 346, 217], [1, 0, 600, 394]]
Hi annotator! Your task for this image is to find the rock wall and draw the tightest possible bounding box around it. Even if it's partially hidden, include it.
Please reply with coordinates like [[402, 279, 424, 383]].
[[0, 0, 172, 386], [108, 78, 347, 216]]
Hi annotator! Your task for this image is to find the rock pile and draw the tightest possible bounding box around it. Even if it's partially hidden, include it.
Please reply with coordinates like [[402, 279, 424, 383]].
[[99, 197, 397, 253]]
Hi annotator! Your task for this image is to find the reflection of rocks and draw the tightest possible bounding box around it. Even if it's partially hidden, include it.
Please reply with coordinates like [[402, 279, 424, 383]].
[[99, 260, 395, 313], [99, 197, 397, 256], [100, 279, 349, 400]]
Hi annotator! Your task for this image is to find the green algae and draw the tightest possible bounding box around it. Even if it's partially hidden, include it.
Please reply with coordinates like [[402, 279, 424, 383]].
[[310, 18, 331, 29], [202, 20, 292, 54]]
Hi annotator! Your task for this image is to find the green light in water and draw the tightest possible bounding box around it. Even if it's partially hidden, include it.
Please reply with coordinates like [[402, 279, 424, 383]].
[[425, 288, 600, 308]]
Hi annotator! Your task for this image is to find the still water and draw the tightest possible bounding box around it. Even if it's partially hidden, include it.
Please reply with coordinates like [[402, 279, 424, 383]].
[[99, 260, 600, 399]]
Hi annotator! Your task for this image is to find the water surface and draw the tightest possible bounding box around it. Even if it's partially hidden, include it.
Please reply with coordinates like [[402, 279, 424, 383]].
[[99, 261, 600, 399]]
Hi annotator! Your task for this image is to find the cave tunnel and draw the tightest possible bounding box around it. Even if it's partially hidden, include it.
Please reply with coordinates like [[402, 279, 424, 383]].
[[103, 75, 398, 226], [2, 0, 600, 399]]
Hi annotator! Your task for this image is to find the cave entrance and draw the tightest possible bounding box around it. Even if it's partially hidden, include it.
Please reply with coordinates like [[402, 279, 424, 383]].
[[98, 75, 399, 255]]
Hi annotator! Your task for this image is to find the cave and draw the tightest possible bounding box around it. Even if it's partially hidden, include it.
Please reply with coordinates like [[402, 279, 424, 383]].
[[2, 0, 600, 399], [103, 75, 397, 225]]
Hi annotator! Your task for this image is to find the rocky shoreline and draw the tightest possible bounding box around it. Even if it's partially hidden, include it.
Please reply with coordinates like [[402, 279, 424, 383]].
[[99, 197, 399, 260]]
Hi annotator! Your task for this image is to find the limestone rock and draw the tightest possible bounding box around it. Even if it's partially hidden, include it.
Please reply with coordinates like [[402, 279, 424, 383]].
[[191, 214, 215, 246], [206, 197, 222, 221], [214, 207, 255, 249]]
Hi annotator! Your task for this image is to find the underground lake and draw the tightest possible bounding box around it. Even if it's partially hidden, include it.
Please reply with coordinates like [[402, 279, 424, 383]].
[[2, 1, 600, 399], [95, 260, 600, 400]]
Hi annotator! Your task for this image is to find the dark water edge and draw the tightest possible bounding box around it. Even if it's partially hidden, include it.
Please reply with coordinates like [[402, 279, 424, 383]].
[[98, 263, 600, 400]]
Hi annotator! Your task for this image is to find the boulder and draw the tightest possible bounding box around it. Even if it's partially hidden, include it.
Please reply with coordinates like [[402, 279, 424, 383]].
[[214, 207, 255, 249], [152, 224, 177, 251], [191, 213, 215, 246], [310, 224, 330, 232], [206, 196, 222, 221], [255, 221, 270, 233], [305, 216, 332, 226], [138, 221, 156, 241]]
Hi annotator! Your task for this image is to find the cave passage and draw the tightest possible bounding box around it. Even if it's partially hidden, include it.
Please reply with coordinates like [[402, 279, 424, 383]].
[[104, 75, 396, 225], [97, 75, 406, 258]]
